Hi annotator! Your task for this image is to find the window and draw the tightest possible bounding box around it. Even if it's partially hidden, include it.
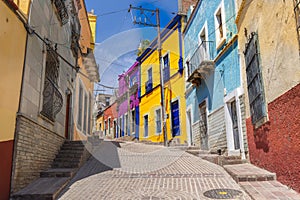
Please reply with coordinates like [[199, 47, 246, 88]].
[[155, 108, 162, 134], [108, 118, 111, 135], [214, 2, 226, 47], [125, 114, 129, 136], [131, 110, 135, 134], [198, 22, 210, 61], [163, 54, 170, 82], [105, 97, 110, 106], [104, 120, 107, 135], [88, 93, 91, 134], [41, 47, 63, 121], [77, 84, 83, 128], [52, 0, 69, 25], [244, 32, 267, 125], [99, 123, 102, 131], [144, 115, 149, 137], [83, 93, 88, 134], [145, 67, 153, 93]]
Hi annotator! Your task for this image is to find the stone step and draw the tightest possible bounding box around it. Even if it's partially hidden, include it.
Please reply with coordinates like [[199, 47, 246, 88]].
[[60, 146, 85, 151], [186, 149, 210, 156], [12, 177, 69, 200], [52, 162, 80, 168], [221, 159, 248, 166], [224, 163, 276, 182], [57, 149, 85, 155], [53, 157, 81, 163], [40, 168, 76, 178], [55, 153, 82, 158], [64, 140, 85, 145], [240, 181, 300, 200]]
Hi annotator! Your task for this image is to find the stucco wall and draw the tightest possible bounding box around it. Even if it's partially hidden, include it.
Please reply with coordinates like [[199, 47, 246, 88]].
[[19, 0, 77, 137], [236, 0, 300, 117]]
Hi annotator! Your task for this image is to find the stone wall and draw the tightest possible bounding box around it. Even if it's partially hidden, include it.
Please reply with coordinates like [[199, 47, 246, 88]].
[[11, 114, 64, 193], [208, 107, 227, 153]]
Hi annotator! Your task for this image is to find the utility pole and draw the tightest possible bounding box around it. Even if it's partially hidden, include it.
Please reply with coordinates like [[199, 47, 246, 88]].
[[129, 5, 167, 146]]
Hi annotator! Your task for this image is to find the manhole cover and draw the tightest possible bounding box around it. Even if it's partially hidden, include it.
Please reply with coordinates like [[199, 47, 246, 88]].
[[203, 189, 243, 199]]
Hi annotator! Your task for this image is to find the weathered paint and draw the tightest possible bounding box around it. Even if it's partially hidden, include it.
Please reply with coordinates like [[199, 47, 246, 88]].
[[184, 0, 243, 152], [0, 2, 28, 198], [236, 0, 300, 192], [117, 61, 140, 138], [103, 102, 118, 138], [138, 15, 188, 145]]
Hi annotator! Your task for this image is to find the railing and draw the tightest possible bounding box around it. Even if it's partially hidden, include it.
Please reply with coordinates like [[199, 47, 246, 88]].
[[187, 41, 214, 77], [145, 80, 153, 94], [41, 77, 63, 121], [52, 0, 69, 25]]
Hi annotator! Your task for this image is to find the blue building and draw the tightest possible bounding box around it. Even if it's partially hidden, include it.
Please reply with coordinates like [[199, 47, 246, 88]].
[[183, 0, 248, 158]]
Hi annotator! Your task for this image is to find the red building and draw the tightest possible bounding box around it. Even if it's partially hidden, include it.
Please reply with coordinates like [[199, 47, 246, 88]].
[[103, 102, 118, 139]]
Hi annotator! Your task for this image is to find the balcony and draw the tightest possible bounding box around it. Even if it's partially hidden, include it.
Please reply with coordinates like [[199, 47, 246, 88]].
[[187, 41, 215, 86]]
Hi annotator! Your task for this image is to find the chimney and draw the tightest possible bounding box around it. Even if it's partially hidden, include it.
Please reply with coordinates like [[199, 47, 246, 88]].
[[178, 0, 198, 15]]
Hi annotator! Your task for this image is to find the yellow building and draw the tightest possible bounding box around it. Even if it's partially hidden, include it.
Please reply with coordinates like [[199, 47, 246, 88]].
[[138, 15, 187, 145], [72, 0, 100, 141], [88, 10, 97, 50], [0, 1, 30, 198]]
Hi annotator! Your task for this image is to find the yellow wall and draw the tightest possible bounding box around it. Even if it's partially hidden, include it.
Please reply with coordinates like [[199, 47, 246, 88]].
[[139, 24, 187, 144], [96, 115, 104, 131], [88, 12, 97, 50], [0, 2, 27, 141]]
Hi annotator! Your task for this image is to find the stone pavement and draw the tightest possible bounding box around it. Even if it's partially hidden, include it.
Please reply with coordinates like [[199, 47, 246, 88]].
[[58, 141, 251, 199], [57, 141, 300, 199]]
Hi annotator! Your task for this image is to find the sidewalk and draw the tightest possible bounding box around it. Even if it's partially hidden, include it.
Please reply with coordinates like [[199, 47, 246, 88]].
[[224, 164, 300, 200]]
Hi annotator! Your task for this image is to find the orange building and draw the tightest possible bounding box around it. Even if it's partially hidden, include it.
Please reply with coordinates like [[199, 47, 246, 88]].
[[72, 0, 99, 141]]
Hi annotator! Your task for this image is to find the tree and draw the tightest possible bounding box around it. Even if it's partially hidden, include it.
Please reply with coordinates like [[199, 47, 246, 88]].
[[136, 39, 150, 56]]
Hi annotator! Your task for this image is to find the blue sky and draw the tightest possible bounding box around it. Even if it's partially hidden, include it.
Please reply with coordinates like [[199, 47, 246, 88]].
[[85, 0, 178, 94]]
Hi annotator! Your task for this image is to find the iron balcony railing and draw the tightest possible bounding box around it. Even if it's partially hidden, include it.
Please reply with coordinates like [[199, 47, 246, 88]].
[[187, 41, 214, 77]]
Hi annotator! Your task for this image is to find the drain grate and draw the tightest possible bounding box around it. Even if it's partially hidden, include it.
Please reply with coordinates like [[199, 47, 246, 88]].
[[203, 189, 243, 199]]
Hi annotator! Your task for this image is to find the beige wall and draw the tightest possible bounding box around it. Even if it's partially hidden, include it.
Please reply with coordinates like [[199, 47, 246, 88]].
[[0, 2, 27, 141], [236, 0, 300, 117]]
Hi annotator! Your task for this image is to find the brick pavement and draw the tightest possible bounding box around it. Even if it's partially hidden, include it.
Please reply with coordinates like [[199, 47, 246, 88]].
[[58, 141, 251, 199]]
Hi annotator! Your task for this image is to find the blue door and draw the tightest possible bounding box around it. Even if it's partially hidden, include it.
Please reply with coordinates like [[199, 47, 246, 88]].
[[135, 106, 139, 140], [171, 100, 180, 137]]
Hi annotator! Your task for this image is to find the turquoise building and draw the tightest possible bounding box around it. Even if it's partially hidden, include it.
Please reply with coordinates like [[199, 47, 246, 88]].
[[183, 0, 248, 158]]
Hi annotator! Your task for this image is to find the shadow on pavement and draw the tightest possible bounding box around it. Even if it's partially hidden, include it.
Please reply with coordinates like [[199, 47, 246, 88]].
[[58, 141, 123, 198]]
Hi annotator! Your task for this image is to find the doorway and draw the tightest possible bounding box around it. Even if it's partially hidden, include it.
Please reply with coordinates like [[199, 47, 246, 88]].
[[187, 109, 193, 146], [171, 100, 180, 137], [199, 101, 208, 150], [65, 92, 72, 140], [230, 101, 240, 150]]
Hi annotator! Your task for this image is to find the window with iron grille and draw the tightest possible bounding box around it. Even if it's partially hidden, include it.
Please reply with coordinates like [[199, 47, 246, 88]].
[[244, 33, 267, 125], [155, 108, 162, 134], [41, 47, 63, 121], [52, 0, 69, 25]]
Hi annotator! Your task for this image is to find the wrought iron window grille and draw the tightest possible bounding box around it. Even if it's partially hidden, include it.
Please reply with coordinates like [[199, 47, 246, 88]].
[[51, 0, 69, 25], [41, 47, 63, 121]]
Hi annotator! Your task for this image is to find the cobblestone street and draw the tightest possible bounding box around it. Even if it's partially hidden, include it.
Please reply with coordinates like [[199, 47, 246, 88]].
[[58, 141, 251, 199]]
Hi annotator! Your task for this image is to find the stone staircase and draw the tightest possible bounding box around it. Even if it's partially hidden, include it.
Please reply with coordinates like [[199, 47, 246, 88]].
[[12, 140, 91, 200], [185, 147, 248, 166]]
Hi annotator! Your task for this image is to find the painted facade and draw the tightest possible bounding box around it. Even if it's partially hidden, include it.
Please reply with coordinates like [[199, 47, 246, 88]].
[[8, 0, 89, 194], [236, 0, 300, 192], [0, 1, 30, 198], [138, 15, 187, 145], [184, 0, 248, 157], [103, 102, 118, 139], [72, 0, 99, 141], [117, 61, 140, 139]]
